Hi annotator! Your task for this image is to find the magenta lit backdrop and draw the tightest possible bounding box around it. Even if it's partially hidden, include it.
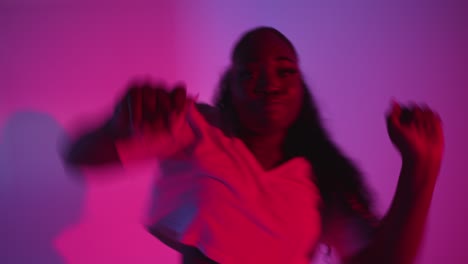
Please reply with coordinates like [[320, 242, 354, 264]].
[[1, 1, 467, 263]]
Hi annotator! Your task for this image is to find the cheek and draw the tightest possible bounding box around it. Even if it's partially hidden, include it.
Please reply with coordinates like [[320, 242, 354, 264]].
[[233, 99, 261, 125], [232, 80, 257, 102], [285, 87, 304, 117], [231, 82, 261, 111], [231, 91, 268, 131]]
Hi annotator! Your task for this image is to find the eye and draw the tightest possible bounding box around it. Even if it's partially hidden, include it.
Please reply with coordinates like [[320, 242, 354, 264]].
[[238, 70, 257, 81], [278, 68, 298, 78]]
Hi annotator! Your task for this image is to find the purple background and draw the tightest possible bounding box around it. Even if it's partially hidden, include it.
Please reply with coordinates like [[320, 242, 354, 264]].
[[1, 0, 467, 263]]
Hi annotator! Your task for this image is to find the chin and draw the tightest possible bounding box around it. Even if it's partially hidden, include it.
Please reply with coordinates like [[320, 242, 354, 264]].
[[254, 122, 290, 135]]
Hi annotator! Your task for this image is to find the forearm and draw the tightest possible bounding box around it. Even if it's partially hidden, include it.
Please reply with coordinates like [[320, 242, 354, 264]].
[[64, 121, 120, 166], [347, 159, 440, 264]]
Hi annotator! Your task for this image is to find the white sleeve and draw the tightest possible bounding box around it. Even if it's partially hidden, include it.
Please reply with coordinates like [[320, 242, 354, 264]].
[[114, 103, 197, 165]]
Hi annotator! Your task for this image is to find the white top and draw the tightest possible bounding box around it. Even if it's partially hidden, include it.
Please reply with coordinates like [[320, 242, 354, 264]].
[[115, 102, 372, 264]]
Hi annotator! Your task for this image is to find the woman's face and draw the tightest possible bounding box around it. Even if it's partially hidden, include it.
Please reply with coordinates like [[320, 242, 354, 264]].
[[230, 30, 304, 135]]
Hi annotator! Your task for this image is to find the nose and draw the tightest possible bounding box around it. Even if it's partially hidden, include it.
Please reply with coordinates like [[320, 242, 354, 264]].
[[256, 70, 281, 95]]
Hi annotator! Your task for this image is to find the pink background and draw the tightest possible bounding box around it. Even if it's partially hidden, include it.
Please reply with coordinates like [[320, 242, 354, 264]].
[[1, 1, 467, 263]]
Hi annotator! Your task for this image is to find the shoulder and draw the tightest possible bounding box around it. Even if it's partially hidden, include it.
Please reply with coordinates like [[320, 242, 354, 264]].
[[195, 103, 220, 123], [192, 103, 230, 133]]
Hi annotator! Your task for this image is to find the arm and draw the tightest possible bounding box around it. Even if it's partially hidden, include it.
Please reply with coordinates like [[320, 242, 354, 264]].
[[64, 121, 120, 166], [62, 82, 194, 168], [346, 159, 440, 264], [345, 101, 444, 264]]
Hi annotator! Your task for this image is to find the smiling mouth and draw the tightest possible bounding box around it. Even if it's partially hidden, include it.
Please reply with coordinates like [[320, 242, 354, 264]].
[[263, 103, 286, 114], [265, 103, 283, 108], [265, 100, 285, 107]]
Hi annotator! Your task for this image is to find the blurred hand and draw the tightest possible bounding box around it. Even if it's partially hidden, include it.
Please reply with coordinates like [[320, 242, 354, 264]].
[[109, 79, 190, 138], [386, 100, 444, 173]]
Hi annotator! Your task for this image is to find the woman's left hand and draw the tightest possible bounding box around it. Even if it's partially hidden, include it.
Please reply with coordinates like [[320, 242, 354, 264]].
[[386, 100, 444, 176]]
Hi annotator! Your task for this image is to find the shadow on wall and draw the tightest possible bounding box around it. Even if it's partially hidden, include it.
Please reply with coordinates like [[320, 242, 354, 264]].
[[0, 110, 84, 264]]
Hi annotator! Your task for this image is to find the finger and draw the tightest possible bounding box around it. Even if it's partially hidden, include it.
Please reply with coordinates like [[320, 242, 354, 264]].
[[386, 113, 397, 138], [171, 83, 187, 114], [141, 82, 158, 122], [411, 105, 422, 131], [386, 99, 401, 117], [387, 99, 403, 127], [114, 103, 130, 131], [400, 102, 416, 126], [128, 85, 143, 133], [420, 104, 435, 138], [155, 86, 172, 131], [386, 100, 401, 128], [433, 111, 444, 143], [115, 83, 136, 120], [111, 88, 134, 137], [422, 104, 443, 127], [426, 108, 444, 142], [386, 100, 405, 141]]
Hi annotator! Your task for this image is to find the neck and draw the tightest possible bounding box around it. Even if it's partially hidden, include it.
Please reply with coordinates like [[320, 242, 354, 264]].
[[239, 128, 288, 170]]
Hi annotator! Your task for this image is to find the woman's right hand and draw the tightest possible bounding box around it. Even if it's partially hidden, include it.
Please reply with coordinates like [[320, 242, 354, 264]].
[[109, 80, 190, 139]]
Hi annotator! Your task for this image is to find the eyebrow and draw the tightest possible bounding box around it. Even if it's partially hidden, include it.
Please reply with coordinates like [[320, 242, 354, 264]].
[[276, 56, 296, 63]]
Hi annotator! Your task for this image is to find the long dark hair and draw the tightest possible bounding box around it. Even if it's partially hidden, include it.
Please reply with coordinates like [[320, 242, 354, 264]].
[[213, 27, 379, 227]]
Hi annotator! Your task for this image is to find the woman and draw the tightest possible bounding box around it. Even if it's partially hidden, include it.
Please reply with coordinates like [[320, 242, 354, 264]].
[[64, 27, 444, 264]]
